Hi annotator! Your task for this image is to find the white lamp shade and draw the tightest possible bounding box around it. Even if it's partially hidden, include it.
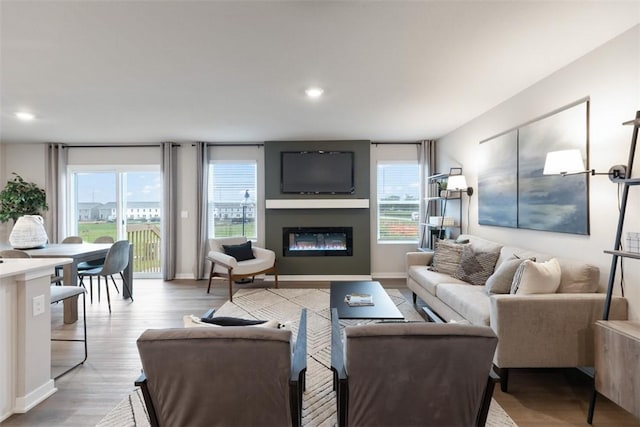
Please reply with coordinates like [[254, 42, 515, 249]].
[[447, 175, 468, 191], [543, 149, 586, 175]]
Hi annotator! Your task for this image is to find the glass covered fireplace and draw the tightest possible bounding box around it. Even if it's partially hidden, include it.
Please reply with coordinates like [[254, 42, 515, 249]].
[[283, 227, 353, 257]]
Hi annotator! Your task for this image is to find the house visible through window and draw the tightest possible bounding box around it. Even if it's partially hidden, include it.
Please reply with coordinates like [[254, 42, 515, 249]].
[[377, 162, 420, 242], [208, 162, 257, 239]]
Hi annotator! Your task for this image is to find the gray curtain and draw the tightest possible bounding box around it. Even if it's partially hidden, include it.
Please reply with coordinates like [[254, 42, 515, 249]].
[[45, 143, 68, 243], [418, 140, 436, 248], [162, 142, 178, 280], [195, 142, 209, 280]]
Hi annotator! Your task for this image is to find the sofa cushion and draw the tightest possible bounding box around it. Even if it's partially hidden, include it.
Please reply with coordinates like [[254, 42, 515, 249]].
[[557, 258, 599, 293], [511, 258, 561, 295], [453, 245, 500, 286], [436, 283, 491, 326], [408, 265, 468, 295], [485, 255, 534, 295], [430, 239, 467, 276]]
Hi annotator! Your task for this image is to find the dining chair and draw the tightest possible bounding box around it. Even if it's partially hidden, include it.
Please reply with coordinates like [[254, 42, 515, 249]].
[[61, 235, 83, 243], [77, 235, 117, 301], [77, 240, 132, 313]]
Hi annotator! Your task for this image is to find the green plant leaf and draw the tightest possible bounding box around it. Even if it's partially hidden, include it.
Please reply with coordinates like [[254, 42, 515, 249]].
[[0, 173, 48, 223]]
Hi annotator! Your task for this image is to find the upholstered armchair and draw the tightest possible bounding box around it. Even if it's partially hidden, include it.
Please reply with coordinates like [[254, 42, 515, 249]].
[[330, 308, 499, 427], [206, 236, 278, 301], [135, 309, 307, 427]]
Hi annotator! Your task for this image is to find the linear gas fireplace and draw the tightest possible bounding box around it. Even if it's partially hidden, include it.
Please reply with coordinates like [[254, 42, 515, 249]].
[[283, 227, 353, 257]]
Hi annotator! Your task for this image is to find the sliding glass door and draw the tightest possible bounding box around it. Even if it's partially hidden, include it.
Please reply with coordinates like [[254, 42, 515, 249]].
[[68, 167, 162, 277]]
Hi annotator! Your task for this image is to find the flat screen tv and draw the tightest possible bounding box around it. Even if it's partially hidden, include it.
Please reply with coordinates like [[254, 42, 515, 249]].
[[281, 151, 355, 194]]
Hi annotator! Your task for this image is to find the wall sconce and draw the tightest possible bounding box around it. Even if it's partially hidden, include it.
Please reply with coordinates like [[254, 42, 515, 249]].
[[447, 174, 474, 196], [543, 149, 627, 182]]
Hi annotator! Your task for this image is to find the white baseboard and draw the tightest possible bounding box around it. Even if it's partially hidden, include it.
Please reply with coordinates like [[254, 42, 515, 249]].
[[371, 272, 407, 280], [264, 275, 372, 282], [13, 380, 57, 413]]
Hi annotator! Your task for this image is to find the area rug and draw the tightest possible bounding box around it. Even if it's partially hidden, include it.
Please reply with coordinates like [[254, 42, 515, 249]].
[[98, 288, 517, 427]]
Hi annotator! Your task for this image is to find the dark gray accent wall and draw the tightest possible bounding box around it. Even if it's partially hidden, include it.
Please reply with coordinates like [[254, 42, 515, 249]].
[[264, 140, 371, 275]]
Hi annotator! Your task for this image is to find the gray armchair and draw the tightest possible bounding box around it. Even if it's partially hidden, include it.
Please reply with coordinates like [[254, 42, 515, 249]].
[[331, 308, 499, 427], [135, 308, 307, 427], [206, 236, 278, 301]]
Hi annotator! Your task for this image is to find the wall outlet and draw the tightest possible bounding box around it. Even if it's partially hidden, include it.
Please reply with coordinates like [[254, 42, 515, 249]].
[[33, 294, 45, 316], [181, 210, 188, 219]]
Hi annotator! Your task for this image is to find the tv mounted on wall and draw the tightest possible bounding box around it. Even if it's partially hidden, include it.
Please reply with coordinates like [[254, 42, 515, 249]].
[[281, 151, 355, 194]]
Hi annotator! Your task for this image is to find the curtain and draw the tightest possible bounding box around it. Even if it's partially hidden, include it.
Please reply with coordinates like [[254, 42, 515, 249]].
[[161, 142, 178, 280], [45, 143, 68, 243], [195, 142, 209, 279], [418, 140, 436, 248]]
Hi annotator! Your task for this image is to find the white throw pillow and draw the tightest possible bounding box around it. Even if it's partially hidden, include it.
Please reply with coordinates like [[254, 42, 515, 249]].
[[510, 258, 562, 295]]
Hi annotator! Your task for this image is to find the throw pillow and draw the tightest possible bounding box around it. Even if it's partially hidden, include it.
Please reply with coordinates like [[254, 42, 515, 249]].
[[453, 245, 500, 286], [222, 241, 255, 261], [430, 239, 468, 276], [510, 258, 562, 295], [485, 255, 534, 295]]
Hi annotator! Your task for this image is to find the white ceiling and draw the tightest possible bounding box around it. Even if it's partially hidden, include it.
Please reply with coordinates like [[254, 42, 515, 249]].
[[1, 1, 639, 144]]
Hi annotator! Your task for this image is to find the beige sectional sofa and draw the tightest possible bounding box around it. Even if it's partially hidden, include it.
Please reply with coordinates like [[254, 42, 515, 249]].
[[406, 234, 628, 392]]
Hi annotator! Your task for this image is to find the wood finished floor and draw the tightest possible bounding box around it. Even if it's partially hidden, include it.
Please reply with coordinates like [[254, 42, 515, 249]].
[[3, 278, 638, 427]]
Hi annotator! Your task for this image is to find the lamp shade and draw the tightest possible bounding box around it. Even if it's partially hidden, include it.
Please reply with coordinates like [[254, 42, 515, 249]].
[[543, 149, 585, 175], [447, 175, 468, 191]]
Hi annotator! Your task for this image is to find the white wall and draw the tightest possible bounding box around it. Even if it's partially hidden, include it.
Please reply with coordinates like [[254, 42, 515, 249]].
[[438, 25, 640, 320]]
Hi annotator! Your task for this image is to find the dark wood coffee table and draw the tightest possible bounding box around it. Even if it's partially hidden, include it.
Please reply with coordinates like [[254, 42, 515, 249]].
[[330, 281, 404, 320]]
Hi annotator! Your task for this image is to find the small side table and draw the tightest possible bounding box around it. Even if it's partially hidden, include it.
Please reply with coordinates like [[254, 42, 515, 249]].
[[593, 320, 640, 420]]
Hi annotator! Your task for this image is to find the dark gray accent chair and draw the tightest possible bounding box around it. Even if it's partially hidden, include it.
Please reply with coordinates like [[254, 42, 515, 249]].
[[135, 308, 307, 427], [331, 308, 499, 427]]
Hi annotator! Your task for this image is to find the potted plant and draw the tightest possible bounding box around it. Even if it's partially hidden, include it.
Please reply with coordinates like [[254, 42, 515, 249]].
[[0, 173, 49, 248]]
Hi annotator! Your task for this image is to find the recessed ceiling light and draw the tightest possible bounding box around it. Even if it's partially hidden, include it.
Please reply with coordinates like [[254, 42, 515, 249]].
[[15, 111, 35, 121], [305, 87, 324, 99]]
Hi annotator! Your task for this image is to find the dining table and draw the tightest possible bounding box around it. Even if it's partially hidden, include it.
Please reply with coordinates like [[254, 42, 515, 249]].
[[0, 242, 134, 323]]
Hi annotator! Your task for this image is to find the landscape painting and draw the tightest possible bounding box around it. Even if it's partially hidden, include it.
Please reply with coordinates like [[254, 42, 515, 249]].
[[478, 130, 518, 228], [517, 101, 589, 234]]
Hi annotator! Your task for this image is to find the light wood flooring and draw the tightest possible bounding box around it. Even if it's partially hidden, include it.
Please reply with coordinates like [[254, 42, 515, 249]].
[[3, 278, 638, 426]]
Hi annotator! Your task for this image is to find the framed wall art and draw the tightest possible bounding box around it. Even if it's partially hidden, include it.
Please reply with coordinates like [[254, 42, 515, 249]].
[[478, 99, 589, 235]]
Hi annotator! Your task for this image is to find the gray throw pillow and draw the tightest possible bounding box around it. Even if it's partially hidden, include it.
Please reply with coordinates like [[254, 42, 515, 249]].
[[430, 239, 467, 276], [485, 255, 534, 294], [453, 245, 500, 286]]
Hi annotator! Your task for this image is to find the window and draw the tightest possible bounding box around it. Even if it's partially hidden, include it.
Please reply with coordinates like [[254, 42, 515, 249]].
[[208, 161, 257, 239], [377, 162, 420, 242]]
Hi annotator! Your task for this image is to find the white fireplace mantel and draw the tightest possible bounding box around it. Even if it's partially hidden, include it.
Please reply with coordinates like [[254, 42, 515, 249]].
[[265, 199, 369, 209]]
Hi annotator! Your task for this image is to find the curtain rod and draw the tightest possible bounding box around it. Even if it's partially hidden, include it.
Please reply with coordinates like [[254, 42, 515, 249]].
[[202, 143, 264, 147], [372, 142, 422, 146], [52, 143, 175, 148]]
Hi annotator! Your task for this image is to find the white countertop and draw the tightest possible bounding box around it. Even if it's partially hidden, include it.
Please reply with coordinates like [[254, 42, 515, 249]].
[[0, 258, 72, 279]]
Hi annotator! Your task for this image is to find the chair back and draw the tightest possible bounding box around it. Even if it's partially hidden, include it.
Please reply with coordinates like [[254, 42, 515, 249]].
[[137, 326, 294, 426], [344, 322, 497, 427], [94, 235, 115, 243], [100, 240, 130, 276], [0, 249, 31, 258], [208, 236, 248, 254], [61, 236, 83, 243]]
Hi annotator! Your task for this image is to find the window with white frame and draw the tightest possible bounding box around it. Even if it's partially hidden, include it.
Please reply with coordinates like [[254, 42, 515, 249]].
[[207, 161, 257, 239], [377, 161, 420, 242]]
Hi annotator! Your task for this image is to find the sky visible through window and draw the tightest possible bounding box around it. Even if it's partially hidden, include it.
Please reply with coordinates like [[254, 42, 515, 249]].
[[76, 172, 162, 203]]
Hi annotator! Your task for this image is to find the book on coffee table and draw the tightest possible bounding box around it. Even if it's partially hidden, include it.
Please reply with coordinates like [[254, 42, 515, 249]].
[[344, 293, 374, 306]]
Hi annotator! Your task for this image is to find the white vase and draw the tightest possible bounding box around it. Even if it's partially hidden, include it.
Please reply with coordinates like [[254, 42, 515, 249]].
[[9, 215, 49, 249]]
